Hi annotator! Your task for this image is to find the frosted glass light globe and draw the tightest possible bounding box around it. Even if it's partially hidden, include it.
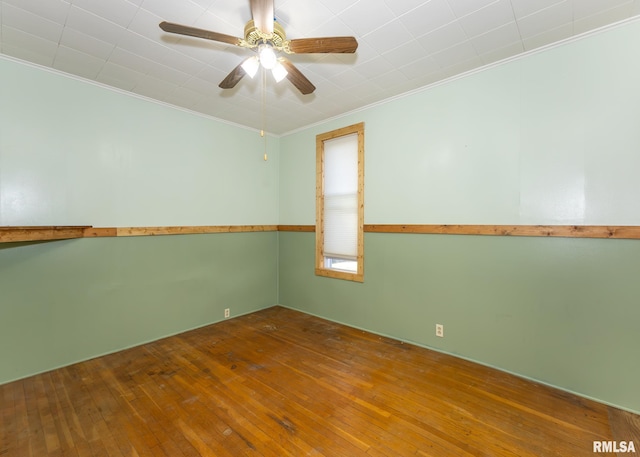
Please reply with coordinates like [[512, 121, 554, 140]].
[[258, 44, 277, 70]]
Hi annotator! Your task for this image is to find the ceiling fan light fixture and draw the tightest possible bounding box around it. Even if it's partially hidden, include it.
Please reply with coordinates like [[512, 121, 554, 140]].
[[258, 44, 277, 70], [241, 56, 259, 78], [272, 61, 288, 82], [159, 0, 357, 96]]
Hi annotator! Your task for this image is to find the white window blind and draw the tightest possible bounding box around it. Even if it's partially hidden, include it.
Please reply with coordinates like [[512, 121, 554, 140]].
[[323, 133, 358, 260]]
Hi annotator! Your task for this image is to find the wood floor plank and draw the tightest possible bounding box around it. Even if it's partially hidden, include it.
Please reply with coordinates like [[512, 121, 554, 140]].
[[233, 312, 584, 455], [42, 373, 78, 457], [0, 377, 19, 455], [1, 306, 637, 456], [608, 406, 640, 456]]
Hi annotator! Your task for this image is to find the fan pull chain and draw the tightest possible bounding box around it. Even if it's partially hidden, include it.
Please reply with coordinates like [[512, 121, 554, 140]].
[[261, 67, 268, 161]]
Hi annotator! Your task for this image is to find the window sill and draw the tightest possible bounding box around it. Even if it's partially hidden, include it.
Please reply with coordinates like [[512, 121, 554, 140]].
[[315, 267, 364, 283]]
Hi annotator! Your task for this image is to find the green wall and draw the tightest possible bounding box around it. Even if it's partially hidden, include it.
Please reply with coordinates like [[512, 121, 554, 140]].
[[278, 232, 640, 414], [0, 56, 279, 226], [279, 19, 640, 226], [277, 19, 640, 415], [0, 233, 277, 383], [0, 56, 279, 383]]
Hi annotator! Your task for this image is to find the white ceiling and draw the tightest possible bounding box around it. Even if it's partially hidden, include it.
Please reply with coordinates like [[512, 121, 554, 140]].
[[1, 0, 639, 134]]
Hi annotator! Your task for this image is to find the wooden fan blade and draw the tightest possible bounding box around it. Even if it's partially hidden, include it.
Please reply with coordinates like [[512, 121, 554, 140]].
[[159, 21, 242, 46], [219, 62, 247, 89], [280, 59, 315, 95], [250, 0, 274, 34], [288, 36, 358, 54]]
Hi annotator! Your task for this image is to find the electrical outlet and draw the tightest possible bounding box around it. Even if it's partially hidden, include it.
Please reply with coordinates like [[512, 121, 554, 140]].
[[224, 308, 230, 319], [436, 324, 444, 338]]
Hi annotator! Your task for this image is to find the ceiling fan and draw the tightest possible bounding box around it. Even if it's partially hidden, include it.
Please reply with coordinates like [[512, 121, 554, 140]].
[[159, 0, 358, 95], [160, 0, 358, 95]]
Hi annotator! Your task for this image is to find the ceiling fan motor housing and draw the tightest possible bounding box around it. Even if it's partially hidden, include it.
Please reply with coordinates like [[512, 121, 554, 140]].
[[244, 20, 287, 50]]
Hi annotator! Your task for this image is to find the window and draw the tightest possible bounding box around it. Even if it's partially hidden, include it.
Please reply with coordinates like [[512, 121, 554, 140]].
[[315, 122, 364, 282]]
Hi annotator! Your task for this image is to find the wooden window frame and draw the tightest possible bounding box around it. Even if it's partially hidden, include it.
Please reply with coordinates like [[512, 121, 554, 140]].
[[315, 122, 365, 282]]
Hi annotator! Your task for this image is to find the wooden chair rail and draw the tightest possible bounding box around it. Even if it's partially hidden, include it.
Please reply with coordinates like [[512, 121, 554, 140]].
[[0, 226, 91, 243], [0, 225, 277, 243], [364, 224, 640, 239], [280, 224, 640, 240], [3, 224, 640, 243]]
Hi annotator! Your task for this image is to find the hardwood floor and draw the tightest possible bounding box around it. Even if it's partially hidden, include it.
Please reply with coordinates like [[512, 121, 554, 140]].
[[1, 306, 637, 456]]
